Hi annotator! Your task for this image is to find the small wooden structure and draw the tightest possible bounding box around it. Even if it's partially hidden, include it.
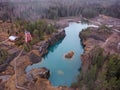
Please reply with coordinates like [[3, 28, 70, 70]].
[[25, 31, 32, 43]]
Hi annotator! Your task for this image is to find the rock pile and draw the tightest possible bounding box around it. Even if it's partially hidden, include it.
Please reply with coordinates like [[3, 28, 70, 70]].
[[64, 51, 74, 59], [26, 67, 50, 81]]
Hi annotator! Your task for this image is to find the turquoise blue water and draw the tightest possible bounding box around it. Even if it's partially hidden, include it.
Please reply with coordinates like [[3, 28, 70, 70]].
[[26, 22, 89, 86]]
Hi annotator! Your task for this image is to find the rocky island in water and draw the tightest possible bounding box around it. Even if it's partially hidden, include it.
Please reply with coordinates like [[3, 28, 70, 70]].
[[0, 0, 120, 90], [64, 51, 74, 59]]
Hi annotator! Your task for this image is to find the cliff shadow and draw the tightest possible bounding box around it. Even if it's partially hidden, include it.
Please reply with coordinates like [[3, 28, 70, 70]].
[[44, 39, 64, 58]]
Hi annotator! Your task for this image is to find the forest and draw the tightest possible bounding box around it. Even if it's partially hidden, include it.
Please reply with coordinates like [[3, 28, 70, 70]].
[[0, 0, 120, 90], [0, 0, 120, 21]]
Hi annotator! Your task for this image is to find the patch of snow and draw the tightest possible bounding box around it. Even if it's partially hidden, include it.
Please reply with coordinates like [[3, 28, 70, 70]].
[[118, 43, 120, 46], [88, 25, 99, 28], [9, 36, 18, 41]]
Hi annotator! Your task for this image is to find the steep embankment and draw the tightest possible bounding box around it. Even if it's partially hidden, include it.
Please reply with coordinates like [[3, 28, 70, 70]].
[[0, 30, 73, 90], [71, 16, 120, 90]]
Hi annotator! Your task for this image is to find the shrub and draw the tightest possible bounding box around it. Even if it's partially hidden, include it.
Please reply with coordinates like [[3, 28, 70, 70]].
[[105, 54, 120, 90], [23, 20, 57, 44], [91, 47, 105, 68], [30, 38, 40, 45], [23, 43, 32, 52], [80, 28, 92, 41], [98, 25, 112, 35], [0, 49, 9, 65], [15, 37, 24, 46]]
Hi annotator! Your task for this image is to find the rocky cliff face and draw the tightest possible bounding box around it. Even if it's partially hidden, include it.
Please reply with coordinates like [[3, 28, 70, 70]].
[[27, 67, 50, 80], [79, 25, 120, 76], [31, 30, 66, 63], [75, 16, 120, 90], [0, 30, 66, 90]]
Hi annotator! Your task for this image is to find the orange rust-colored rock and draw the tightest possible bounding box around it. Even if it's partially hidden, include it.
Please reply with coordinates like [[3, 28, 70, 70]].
[[64, 51, 74, 59]]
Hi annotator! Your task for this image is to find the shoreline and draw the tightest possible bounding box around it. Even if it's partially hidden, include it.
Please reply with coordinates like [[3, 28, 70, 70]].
[[0, 28, 67, 90], [0, 18, 97, 89], [0, 16, 85, 90], [72, 15, 120, 89], [1, 15, 120, 89], [0, 17, 99, 87]]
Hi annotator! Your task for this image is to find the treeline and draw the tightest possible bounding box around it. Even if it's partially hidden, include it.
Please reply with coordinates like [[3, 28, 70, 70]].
[[0, 0, 120, 21], [0, 2, 14, 21], [71, 47, 120, 90], [73, 26, 120, 90], [0, 49, 9, 65], [14, 20, 57, 47], [13, 0, 120, 20], [44, 2, 120, 19]]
